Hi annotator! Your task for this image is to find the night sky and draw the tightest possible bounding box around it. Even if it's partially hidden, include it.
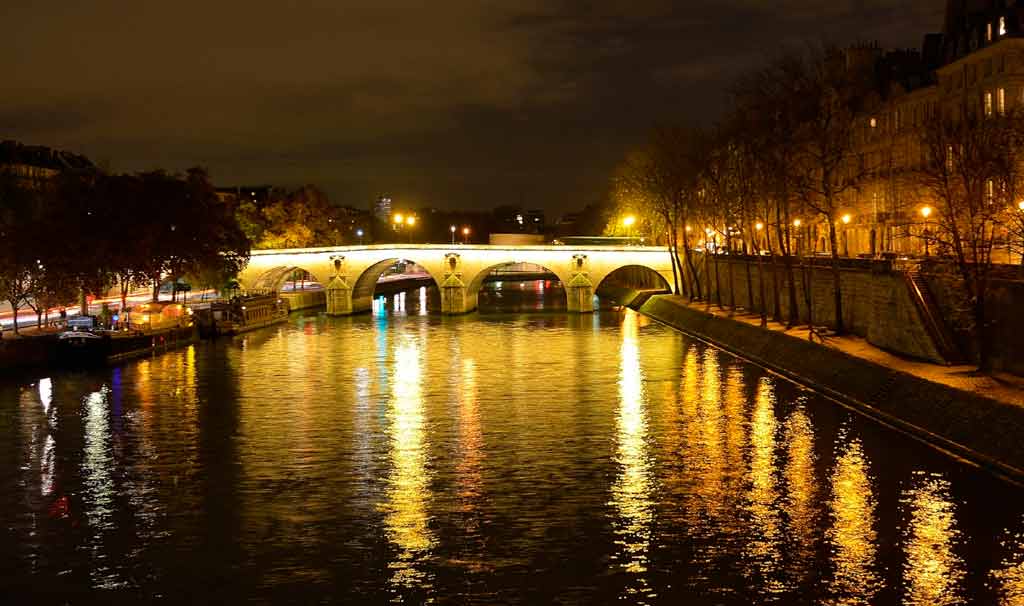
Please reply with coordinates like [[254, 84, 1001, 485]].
[[2, 1, 942, 215]]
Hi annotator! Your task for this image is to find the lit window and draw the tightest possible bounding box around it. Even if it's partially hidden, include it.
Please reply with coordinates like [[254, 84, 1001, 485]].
[[998, 88, 1006, 115], [1000, 16, 1007, 37], [985, 91, 994, 116], [988, 22, 993, 42]]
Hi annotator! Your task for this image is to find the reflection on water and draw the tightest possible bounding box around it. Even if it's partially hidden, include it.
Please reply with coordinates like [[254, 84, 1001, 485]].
[[384, 338, 434, 595], [783, 404, 819, 585], [2, 286, 1024, 603], [609, 311, 655, 602], [745, 377, 783, 598], [826, 431, 881, 605], [901, 472, 965, 605]]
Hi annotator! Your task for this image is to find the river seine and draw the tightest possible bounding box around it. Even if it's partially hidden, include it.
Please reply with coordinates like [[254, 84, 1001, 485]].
[[3, 285, 1024, 604]]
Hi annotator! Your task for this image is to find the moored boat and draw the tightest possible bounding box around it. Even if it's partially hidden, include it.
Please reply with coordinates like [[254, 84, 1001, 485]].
[[198, 294, 288, 337]]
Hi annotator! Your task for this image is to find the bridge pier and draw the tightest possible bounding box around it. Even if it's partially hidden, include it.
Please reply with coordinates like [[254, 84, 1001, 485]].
[[566, 254, 595, 313], [325, 256, 354, 315], [440, 252, 474, 314]]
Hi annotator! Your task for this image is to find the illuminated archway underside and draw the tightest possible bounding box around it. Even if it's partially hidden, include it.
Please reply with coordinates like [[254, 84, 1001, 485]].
[[240, 244, 674, 315], [249, 265, 326, 292]]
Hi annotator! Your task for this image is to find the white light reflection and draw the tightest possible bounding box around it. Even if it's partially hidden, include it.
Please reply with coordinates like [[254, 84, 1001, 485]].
[[38, 377, 52, 413], [384, 339, 434, 596], [418, 286, 427, 316], [609, 310, 656, 603], [82, 387, 122, 588]]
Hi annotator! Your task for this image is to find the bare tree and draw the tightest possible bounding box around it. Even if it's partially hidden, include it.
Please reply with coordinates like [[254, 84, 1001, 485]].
[[915, 110, 1023, 371]]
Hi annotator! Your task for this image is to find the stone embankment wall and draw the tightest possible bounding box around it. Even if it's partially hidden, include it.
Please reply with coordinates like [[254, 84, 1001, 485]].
[[281, 290, 326, 312], [684, 254, 944, 363], [638, 295, 1024, 480], [921, 261, 1024, 376]]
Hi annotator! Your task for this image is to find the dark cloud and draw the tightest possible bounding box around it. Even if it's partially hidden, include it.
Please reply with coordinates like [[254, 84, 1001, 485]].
[[0, 1, 943, 214]]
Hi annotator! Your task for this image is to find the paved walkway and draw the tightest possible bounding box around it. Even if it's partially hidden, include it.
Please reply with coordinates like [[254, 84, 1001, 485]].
[[682, 298, 1024, 408]]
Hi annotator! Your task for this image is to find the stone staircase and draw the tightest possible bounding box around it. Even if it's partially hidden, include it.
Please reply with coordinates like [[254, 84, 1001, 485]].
[[904, 270, 964, 364]]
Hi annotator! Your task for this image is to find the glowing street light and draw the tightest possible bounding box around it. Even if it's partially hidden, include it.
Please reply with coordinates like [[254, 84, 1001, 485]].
[[755, 222, 764, 231], [623, 215, 636, 227], [462, 226, 470, 244], [393, 213, 404, 225], [450, 225, 457, 245], [793, 218, 802, 228], [406, 215, 416, 226], [1018, 200, 1024, 211], [356, 228, 364, 245], [841, 213, 852, 224], [920, 206, 934, 256]]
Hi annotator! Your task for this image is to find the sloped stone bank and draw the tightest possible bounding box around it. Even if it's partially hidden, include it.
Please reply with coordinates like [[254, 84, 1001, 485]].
[[639, 294, 1024, 481]]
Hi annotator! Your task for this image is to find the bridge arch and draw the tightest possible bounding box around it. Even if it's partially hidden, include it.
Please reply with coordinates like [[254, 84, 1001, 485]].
[[350, 257, 441, 314], [466, 261, 572, 311], [249, 265, 327, 293], [594, 264, 672, 305]]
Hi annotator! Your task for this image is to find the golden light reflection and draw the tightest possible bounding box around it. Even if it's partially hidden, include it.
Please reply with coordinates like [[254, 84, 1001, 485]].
[[783, 404, 818, 582], [991, 524, 1024, 605], [609, 310, 655, 602], [457, 359, 483, 507], [901, 472, 965, 606], [383, 339, 434, 593], [744, 377, 782, 589], [826, 433, 881, 605]]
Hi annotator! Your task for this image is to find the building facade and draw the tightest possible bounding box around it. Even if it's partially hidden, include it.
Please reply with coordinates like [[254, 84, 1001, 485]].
[[813, 1, 1024, 262]]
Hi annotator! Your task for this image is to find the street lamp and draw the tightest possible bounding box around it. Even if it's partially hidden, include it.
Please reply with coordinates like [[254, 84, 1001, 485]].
[[450, 225, 456, 245], [920, 206, 933, 256], [356, 228, 364, 245], [623, 215, 636, 240], [393, 213, 404, 225], [462, 226, 470, 244], [841, 213, 852, 224]]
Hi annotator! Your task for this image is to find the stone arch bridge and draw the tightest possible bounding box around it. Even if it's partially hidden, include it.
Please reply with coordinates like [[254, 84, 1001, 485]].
[[239, 244, 675, 315]]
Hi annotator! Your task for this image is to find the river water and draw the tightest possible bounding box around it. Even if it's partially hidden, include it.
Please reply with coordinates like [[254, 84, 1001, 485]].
[[3, 284, 1024, 605]]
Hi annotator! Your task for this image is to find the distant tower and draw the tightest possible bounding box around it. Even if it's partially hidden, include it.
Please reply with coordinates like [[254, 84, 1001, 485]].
[[374, 195, 392, 222]]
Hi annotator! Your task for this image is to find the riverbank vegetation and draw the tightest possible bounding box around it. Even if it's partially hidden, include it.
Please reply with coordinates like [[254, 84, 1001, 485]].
[[0, 168, 250, 335], [606, 44, 1024, 372]]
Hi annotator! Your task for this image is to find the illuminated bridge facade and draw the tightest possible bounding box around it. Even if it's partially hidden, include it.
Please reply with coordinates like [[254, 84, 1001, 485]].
[[239, 244, 675, 315]]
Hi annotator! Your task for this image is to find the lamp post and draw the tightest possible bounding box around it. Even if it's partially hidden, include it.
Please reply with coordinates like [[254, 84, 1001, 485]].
[[405, 215, 416, 243], [356, 228, 364, 245], [920, 206, 933, 256], [840, 213, 852, 257], [462, 226, 470, 244], [755, 221, 764, 254], [450, 225, 456, 245]]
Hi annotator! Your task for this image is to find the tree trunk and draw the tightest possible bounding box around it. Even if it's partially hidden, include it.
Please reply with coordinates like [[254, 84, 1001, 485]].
[[745, 256, 754, 312], [712, 251, 723, 309], [668, 241, 680, 295], [757, 253, 768, 327], [828, 222, 845, 335], [152, 279, 160, 302], [683, 238, 701, 300], [975, 293, 991, 372]]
